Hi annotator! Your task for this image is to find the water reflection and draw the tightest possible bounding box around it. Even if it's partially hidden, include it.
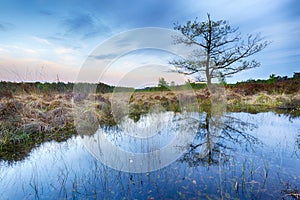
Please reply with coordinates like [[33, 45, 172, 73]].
[[180, 112, 261, 166], [82, 111, 200, 173], [0, 111, 299, 199]]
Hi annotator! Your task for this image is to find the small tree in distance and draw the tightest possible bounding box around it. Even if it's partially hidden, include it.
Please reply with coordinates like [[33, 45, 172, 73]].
[[171, 14, 271, 87], [170, 81, 176, 87], [158, 77, 168, 88]]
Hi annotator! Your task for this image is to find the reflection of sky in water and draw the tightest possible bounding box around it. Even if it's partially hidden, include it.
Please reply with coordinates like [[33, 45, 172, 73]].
[[82, 112, 200, 173], [229, 112, 299, 148], [102, 112, 202, 153], [0, 112, 299, 199]]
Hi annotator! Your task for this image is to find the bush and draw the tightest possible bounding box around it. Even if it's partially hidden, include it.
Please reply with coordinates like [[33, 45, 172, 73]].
[[255, 94, 272, 105]]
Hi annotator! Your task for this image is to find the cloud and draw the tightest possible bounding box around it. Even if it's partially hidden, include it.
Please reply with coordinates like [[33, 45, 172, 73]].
[[0, 57, 79, 82], [0, 21, 15, 31], [54, 47, 76, 54], [32, 36, 51, 45], [46, 35, 65, 41], [61, 12, 111, 39], [0, 44, 37, 55], [89, 53, 119, 60], [63, 13, 94, 32], [83, 0, 187, 28], [0, 24, 5, 31], [183, 0, 286, 22], [44, 34, 83, 52], [0, 47, 7, 52], [255, 19, 300, 47], [38, 10, 55, 16]]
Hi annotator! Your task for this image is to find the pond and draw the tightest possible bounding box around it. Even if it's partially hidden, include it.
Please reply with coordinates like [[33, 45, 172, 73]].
[[0, 111, 299, 199]]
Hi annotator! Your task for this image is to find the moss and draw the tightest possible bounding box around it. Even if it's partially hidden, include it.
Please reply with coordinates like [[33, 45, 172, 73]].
[[227, 104, 273, 114], [0, 127, 76, 162], [255, 94, 272, 104]]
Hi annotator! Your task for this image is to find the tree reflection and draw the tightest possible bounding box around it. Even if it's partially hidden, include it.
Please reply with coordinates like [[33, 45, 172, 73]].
[[180, 111, 261, 167]]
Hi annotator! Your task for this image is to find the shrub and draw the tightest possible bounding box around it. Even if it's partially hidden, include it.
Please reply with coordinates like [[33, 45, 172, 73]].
[[255, 94, 272, 105]]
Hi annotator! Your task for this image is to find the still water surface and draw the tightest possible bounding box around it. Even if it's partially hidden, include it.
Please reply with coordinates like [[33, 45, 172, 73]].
[[0, 111, 299, 199]]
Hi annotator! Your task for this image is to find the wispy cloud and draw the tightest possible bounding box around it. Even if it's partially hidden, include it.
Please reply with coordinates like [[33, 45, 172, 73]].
[[0, 24, 5, 31], [89, 53, 119, 60], [32, 36, 51, 45], [0, 44, 37, 55], [38, 9, 54, 16], [0, 57, 79, 82], [62, 13, 94, 32], [0, 21, 15, 31], [0, 47, 7, 52], [46, 35, 65, 41], [184, 0, 287, 23], [61, 12, 111, 39], [54, 47, 76, 54]]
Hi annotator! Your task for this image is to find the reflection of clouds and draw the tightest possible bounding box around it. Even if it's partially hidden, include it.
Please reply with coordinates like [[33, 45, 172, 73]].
[[82, 112, 199, 173], [231, 112, 300, 148]]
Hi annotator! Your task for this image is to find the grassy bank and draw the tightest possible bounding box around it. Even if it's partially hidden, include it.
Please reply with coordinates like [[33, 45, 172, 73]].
[[0, 79, 300, 161]]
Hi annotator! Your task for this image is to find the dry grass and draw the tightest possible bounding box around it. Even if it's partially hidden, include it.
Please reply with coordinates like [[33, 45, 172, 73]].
[[1, 85, 300, 161], [1, 89, 299, 136]]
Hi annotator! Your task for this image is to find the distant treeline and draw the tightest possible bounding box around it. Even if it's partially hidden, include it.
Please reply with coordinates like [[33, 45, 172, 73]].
[[0, 81, 115, 95], [235, 72, 300, 85], [136, 82, 207, 92], [0, 72, 299, 96], [0, 80, 208, 95]]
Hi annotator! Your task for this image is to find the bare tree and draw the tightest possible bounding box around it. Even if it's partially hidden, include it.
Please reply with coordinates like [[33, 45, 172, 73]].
[[171, 14, 271, 86]]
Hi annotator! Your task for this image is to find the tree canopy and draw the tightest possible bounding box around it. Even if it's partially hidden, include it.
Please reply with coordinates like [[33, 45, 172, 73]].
[[171, 14, 270, 86]]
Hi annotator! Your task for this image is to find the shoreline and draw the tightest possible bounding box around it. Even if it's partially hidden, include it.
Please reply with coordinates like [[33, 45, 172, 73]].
[[1, 86, 299, 161]]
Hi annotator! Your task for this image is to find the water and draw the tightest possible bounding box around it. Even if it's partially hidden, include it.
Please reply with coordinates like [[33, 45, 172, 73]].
[[0, 112, 299, 199]]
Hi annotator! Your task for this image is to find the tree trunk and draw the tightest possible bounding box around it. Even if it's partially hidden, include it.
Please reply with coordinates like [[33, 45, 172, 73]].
[[206, 71, 212, 87], [206, 14, 212, 88]]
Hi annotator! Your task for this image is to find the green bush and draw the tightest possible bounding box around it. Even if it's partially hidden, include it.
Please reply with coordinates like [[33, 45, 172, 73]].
[[255, 94, 272, 105]]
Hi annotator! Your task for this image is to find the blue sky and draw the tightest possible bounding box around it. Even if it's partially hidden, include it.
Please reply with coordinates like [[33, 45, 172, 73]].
[[0, 0, 299, 84]]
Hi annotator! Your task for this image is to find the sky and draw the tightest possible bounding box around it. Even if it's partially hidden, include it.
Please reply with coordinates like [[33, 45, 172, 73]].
[[0, 0, 299, 86]]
